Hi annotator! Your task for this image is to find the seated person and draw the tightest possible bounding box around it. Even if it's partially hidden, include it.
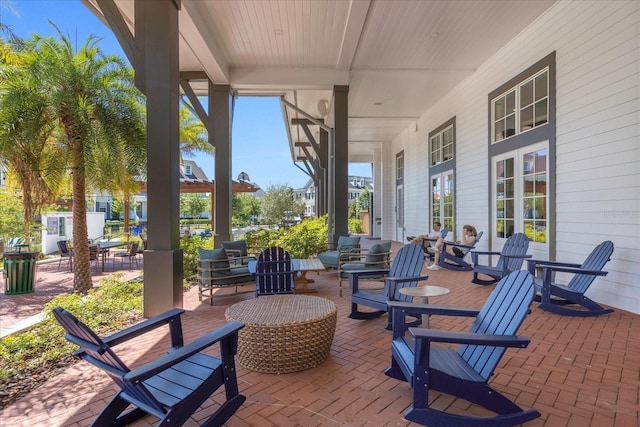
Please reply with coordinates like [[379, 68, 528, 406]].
[[427, 224, 478, 270], [408, 222, 442, 247]]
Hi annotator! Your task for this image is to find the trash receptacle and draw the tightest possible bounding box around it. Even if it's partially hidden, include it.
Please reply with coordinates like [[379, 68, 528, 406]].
[[3, 251, 38, 295]]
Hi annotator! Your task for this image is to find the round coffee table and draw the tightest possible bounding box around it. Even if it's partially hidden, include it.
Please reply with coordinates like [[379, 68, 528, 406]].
[[225, 294, 337, 373], [398, 285, 450, 328]]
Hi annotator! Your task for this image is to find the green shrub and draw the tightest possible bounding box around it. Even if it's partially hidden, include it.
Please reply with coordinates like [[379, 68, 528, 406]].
[[275, 217, 327, 258], [348, 218, 363, 234], [244, 227, 282, 249], [180, 235, 213, 281], [0, 275, 143, 384]]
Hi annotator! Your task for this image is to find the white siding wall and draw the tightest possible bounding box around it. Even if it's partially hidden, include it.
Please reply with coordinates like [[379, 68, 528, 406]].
[[385, 0, 640, 313]]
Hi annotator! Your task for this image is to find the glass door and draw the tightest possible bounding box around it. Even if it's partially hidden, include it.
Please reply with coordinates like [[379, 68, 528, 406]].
[[431, 172, 454, 236]]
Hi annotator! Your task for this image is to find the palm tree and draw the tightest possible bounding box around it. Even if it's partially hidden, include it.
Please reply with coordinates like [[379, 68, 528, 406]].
[[0, 28, 146, 293], [179, 105, 213, 160]]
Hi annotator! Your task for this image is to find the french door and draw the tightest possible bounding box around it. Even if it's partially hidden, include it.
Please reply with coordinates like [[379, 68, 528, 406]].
[[493, 142, 548, 257], [431, 172, 454, 236]]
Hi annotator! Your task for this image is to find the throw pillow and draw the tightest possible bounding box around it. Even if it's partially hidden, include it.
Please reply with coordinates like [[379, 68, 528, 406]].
[[221, 240, 248, 257], [198, 248, 230, 276], [365, 241, 391, 264]]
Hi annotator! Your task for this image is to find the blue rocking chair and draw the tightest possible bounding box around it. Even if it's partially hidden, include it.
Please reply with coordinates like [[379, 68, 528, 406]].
[[471, 233, 531, 285], [53, 307, 246, 426], [437, 231, 483, 271], [385, 270, 540, 426], [349, 243, 427, 328], [527, 240, 614, 317]]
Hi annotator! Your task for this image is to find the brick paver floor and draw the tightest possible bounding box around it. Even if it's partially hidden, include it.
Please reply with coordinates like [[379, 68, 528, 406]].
[[1, 238, 638, 426]]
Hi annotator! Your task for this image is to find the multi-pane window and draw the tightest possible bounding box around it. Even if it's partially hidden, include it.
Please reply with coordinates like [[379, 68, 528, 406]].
[[396, 153, 404, 182], [430, 125, 454, 166], [492, 69, 548, 142]]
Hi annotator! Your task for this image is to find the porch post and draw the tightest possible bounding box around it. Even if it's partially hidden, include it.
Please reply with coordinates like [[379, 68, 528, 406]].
[[136, 0, 183, 317], [211, 84, 233, 247], [333, 85, 349, 238]]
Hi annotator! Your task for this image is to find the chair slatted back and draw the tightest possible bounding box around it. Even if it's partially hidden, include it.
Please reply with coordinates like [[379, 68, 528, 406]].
[[441, 228, 448, 239], [255, 246, 294, 296], [496, 233, 529, 272], [384, 243, 425, 302], [569, 241, 614, 294], [57, 240, 70, 256], [52, 307, 165, 415], [129, 242, 139, 256], [458, 270, 534, 380], [89, 245, 99, 260]]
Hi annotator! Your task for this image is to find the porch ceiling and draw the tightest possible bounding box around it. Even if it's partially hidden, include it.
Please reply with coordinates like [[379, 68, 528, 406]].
[[85, 0, 556, 166]]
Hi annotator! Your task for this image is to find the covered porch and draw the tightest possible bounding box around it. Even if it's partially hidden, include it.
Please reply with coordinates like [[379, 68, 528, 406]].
[[1, 238, 637, 426]]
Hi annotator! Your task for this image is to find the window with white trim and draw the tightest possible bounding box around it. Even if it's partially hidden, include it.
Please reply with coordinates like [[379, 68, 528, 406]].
[[396, 152, 404, 182], [492, 69, 548, 143], [430, 125, 454, 166]]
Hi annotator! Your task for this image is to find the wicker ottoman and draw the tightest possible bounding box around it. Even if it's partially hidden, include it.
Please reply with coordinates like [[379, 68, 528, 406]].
[[225, 294, 337, 374]]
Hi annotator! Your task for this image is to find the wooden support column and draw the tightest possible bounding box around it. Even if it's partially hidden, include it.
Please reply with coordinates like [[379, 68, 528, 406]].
[[334, 85, 349, 238], [136, 0, 183, 317], [318, 128, 328, 216], [211, 84, 233, 247]]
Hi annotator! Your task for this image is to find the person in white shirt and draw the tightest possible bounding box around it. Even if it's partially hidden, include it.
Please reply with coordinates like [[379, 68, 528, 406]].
[[408, 222, 442, 247]]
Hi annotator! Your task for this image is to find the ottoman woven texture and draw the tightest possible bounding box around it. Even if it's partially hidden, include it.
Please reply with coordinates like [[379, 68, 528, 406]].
[[225, 294, 337, 374]]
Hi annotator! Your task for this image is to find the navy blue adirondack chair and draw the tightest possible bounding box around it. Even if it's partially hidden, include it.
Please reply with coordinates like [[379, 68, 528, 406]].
[[437, 231, 483, 271], [471, 232, 531, 285], [52, 307, 246, 427], [385, 270, 540, 426], [255, 246, 295, 296], [349, 243, 427, 328], [527, 240, 614, 317]]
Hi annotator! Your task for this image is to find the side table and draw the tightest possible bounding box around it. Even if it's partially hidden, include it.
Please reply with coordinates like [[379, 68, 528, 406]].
[[398, 285, 450, 328]]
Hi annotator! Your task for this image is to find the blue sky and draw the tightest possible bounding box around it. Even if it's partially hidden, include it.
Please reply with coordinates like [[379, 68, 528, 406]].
[[2, 0, 372, 189]]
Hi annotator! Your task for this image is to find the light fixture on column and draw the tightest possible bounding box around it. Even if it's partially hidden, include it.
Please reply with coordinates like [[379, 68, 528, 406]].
[[317, 99, 329, 117]]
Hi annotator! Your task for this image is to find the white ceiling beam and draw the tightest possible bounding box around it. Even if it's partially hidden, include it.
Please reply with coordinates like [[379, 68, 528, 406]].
[[337, 0, 371, 70], [230, 68, 349, 90], [180, 0, 229, 83]]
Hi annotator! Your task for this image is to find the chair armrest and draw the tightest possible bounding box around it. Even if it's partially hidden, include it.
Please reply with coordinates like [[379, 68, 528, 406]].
[[409, 327, 531, 348], [527, 259, 581, 268], [526, 259, 581, 274], [125, 321, 245, 383], [386, 275, 429, 285], [471, 250, 502, 256], [388, 301, 480, 318], [442, 241, 475, 250], [538, 264, 608, 277], [346, 268, 390, 277], [501, 254, 533, 259], [102, 308, 185, 348]]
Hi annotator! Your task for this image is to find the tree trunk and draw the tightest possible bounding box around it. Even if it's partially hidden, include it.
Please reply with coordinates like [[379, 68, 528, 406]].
[[124, 195, 130, 240], [70, 148, 92, 293]]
